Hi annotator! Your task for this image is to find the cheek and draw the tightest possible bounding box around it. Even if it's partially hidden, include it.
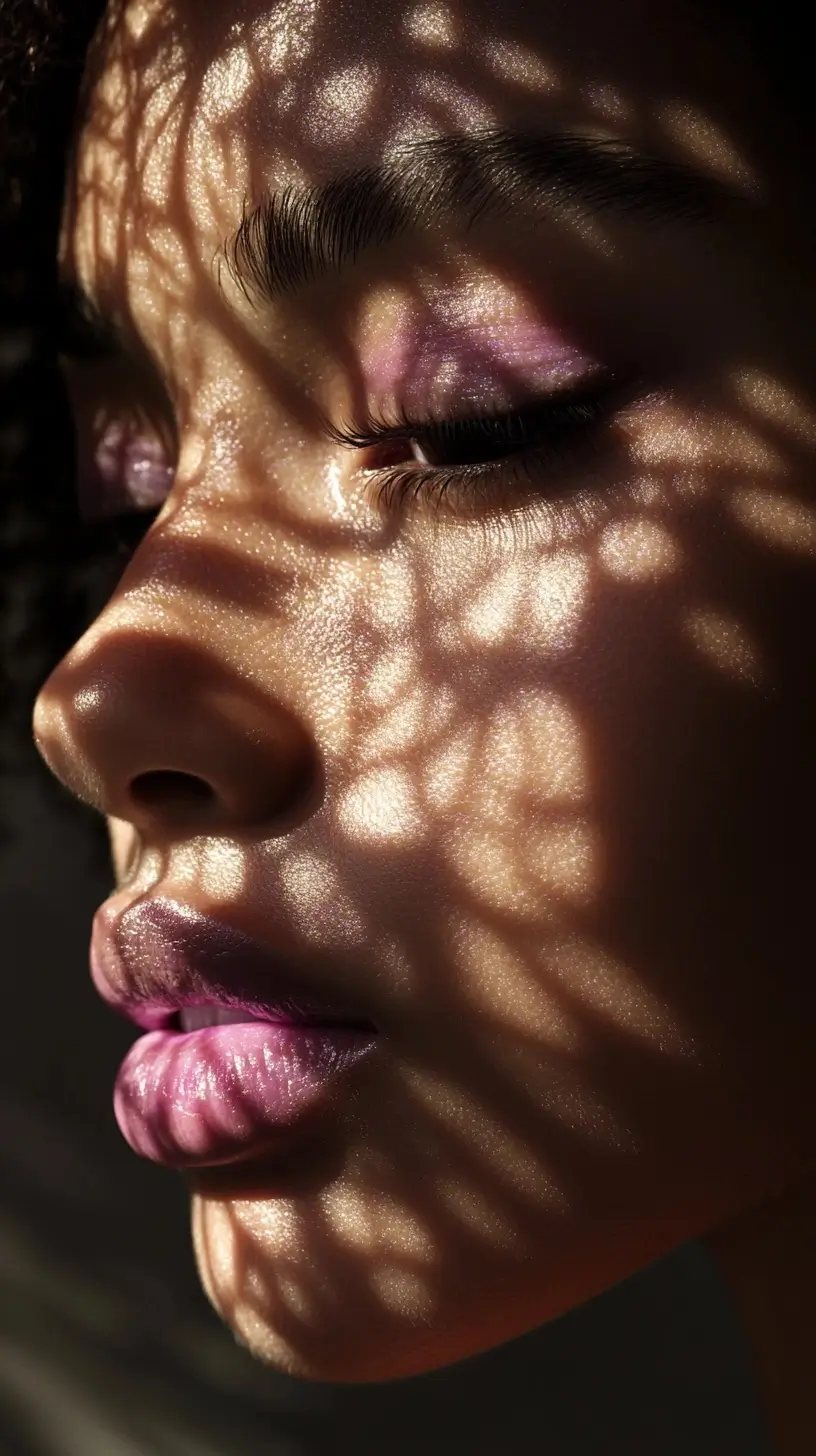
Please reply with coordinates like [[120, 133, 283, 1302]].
[[330, 503, 814, 1106], [185, 495, 815, 1382], [312, 543, 596, 855], [338, 541, 597, 921], [433, 690, 596, 916], [319, 535, 638, 931]]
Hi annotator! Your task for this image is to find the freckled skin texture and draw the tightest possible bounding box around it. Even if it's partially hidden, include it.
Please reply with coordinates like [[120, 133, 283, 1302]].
[[33, 0, 816, 1396]]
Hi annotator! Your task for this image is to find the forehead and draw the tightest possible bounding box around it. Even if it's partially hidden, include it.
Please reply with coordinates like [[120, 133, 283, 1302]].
[[66, 0, 761, 309], [98, 0, 702, 120]]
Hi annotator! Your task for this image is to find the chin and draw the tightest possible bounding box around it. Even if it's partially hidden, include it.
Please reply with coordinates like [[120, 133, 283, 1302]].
[[193, 1240, 455, 1382], [189, 1186, 548, 1384], [187, 1135, 736, 1385]]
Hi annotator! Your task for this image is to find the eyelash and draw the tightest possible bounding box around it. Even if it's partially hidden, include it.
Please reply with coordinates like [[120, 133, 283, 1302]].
[[329, 377, 629, 524]]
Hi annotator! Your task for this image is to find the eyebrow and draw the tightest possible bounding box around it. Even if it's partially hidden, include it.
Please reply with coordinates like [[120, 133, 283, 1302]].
[[222, 127, 751, 305]]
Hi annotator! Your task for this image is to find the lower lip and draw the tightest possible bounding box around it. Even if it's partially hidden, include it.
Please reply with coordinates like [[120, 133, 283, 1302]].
[[113, 1023, 376, 1168]]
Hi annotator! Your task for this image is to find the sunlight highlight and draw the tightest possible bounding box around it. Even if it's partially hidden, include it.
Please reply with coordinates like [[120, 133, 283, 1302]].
[[730, 486, 816, 557], [200, 42, 254, 120], [457, 924, 583, 1050], [403, 2, 458, 49], [732, 370, 816, 446], [308, 63, 380, 145], [359, 684, 429, 761], [364, 647, 418, 709], [408, 1070, 570, 1209], [370, 1266, 436, 1318], [171, 837, 248, 900], [278, 849, 368, 942], [480, 691, 589, 807], [659, 102, 758, 193], [598, 517, 681, 582], [549, 938, 699, 1060], [529, 550, 591, 651], [416, 74, 496, 130], [446, 818, 595, 918], [422, 723, 480, 814], [684, 608, 764, 685], [337, 767, 422, 843], [633, 405, 783, 475], [251, 0, 318, 77], [435, 1176, 522, 1252], [321, 1186, 436, 1262], [484, 38, 560, 94]]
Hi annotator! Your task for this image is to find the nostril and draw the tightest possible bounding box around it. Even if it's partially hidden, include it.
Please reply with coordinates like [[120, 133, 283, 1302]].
[[130, 770, 216, 816]]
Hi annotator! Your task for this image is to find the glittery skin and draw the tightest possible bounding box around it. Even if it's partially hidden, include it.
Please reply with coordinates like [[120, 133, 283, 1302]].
[[34, 0, 816, 1398], [362, 318, 600, 414]]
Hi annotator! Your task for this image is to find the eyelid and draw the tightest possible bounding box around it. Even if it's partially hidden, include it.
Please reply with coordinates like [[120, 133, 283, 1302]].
[[337, 374, 644, 530], [329, 371, 621, 449]]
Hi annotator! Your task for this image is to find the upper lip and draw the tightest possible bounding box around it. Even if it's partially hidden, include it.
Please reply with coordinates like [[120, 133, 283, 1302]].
[[91, 896, 376, 1033]]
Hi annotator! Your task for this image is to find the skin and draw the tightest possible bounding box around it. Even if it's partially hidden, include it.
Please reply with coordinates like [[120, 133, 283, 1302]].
[[32, 0, 816, 1442]]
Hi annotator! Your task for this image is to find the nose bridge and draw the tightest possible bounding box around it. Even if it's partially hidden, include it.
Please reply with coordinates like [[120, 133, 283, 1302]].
[[33, 523, 318, 838]]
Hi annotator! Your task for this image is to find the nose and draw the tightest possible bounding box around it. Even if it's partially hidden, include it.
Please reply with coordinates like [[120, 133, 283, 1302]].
[[33, 620, 317, 841]]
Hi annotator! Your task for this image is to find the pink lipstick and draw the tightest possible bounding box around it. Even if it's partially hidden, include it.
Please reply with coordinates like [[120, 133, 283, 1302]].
[[91, 898, 376, 1168]]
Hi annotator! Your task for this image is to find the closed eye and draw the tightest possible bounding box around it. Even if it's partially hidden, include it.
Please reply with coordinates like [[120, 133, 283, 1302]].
[[328, 374, 634, 519]]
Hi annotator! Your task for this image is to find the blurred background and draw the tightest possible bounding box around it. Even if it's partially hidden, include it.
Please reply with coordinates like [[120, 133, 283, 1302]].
[[0, 763, 772, 1455]]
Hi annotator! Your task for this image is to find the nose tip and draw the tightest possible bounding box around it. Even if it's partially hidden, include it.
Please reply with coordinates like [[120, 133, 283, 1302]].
[[33, 630, 318, 841]]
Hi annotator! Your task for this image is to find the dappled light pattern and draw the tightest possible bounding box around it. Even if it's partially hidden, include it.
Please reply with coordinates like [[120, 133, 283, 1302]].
[[598, 517, 680, 581], [683, 608, 765, 687], [33, 0, 816, 1388]]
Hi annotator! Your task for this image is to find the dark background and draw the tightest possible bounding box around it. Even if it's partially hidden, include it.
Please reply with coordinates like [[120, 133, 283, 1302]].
[[0, 765, 773, 1455]]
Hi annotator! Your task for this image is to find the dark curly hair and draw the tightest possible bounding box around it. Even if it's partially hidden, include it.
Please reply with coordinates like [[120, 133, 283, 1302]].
[[0, 0, 811, 813], [0, 0, 113, 825]]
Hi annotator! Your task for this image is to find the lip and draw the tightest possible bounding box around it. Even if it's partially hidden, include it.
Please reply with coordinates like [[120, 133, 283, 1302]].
[[91, 897, 377, 1168]]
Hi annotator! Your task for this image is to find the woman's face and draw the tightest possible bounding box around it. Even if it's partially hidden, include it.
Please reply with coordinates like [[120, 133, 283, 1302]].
[[34, 0, 816, 1380]]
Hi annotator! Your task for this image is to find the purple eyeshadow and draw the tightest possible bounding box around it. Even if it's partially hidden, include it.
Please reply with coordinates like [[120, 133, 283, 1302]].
[[364, 318, 601, 414]]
